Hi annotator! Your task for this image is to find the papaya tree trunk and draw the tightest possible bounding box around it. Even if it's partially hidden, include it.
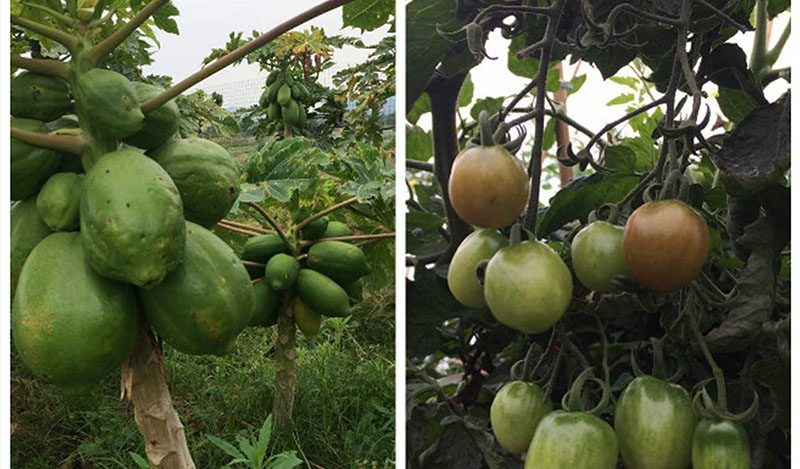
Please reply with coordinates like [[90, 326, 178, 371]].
[[124, 326, 195, 469], [273, 295, 297, 430]]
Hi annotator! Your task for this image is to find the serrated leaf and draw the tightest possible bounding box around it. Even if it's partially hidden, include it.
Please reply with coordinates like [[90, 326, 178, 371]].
[[604, 145, 637, 173], [407, 125, 433, 161], [469, 97, 504, 121], [542, 118, 556, 151], [458, 74, 474, 108], [609, 76, 640, 89], [567, 74, 586, 95], [606, 93, 635, 106], [717, 87, 757, 123], [538, 173, 641, 236], [407, 92, 431, 124]]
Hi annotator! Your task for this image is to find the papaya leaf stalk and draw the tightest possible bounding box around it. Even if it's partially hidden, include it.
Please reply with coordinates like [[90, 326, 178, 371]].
[[295, 196, 359, 232], [10, 126, 85, 155], [11, 14, 80, 50], [88, 0, 172, 65], [11, 55, 70, 79]]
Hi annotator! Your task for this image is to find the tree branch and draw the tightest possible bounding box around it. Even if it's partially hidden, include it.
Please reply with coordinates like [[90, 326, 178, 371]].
[[142, 0, 354, 113], [295, 197, 359, 232], [88, 0, 171, 65], [406, 160, 434, 172], [11, 55, 70, 79], [523, 0, 566, 235], [11, 127, 85, 155], [11, 14, 79, 50]]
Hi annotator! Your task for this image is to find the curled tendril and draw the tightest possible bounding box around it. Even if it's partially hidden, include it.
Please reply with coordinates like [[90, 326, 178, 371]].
[[587, 203, 622, 225], [693, 380, 760, 422]]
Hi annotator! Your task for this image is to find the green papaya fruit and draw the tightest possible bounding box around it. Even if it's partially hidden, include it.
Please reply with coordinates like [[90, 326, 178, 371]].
[[281, 99, 302, 127], [298, 106, 307, 128], [343, 279, 363, 302], [11, 198, 52, 297], [265, 253, 300, 292], [242, 234, 289, 263], [259, 89, 271, 109], [300, 216, 328, 240], [293, 297, 322, 339], [36, 173, 83, 231], [148, 138, 240, 227], [12, 232, 139, 387], [307, 241, 369, 285], [322, 221, 354, 239], [45, 115, 85, 173], [81, 149, 185, 287], [266, 80, 281, 102], [11, 117, 63, 200], [267, 102, 281, 121], [276, 83, 293, 106], [139, 222, 254, 355], [122, 82, 180, 150], [11, 72, 72, 122], [290, 82, 311, 102], [250, 280, 280, 327], [75, 69, 143, 139], [266, 71, 280, 86], [295, 269, 350, 317]]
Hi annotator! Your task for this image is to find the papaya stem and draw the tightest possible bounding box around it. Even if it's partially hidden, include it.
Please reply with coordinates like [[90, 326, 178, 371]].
[[11, 14, 79, 50], [245, 202, 294, 254], [216, 221, 261, 237], [11, 55, 70, 79], [241, 260, 266, 269], [11, 126, 85, 156], [141, 0, 354, 113], [295, 197, 359, 232], [88, 0, 171, 66], [20, 2, 77, 28], [299, 232, 395, 248], [123, 326, 196, 468], [219, 219, 275, 235], [273, 292, 297, 430]]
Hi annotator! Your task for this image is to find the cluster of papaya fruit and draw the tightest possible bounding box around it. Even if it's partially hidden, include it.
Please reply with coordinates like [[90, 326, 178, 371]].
[[10, 68, 249, 388], [259, 70, 311, 128], [243, 216, 368, 339]]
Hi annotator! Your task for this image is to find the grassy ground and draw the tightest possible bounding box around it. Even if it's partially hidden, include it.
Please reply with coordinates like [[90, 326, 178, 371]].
[[11, 287, 395, 469]]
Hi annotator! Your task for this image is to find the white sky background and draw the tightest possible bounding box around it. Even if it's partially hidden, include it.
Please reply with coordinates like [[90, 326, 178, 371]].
[[142, 0, 391, 105], [411, 11, 792, 200]]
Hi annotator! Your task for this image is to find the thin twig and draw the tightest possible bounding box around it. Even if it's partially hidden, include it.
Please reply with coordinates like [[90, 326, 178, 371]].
[[242, 260, 266, 269], [245, 202, 292, 251], [406, 160, 433, 172], [11, 14, 78, 49], [295, 197, 359, 232], [300, 232, 395, 248], [11, 127, 85, 155], [216, 222, 260, 237], [219, 219, 274, 235], [11, 55, 69, 79], [523, 0, 566, 234]]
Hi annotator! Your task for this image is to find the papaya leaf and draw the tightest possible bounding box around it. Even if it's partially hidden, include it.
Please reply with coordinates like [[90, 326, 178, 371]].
[[343, 0, 394, 32]]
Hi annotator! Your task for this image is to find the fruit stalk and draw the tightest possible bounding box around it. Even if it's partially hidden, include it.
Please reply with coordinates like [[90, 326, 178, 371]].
[[295, 196, 359, 232], [273, 293, 298, 430], [125, 327, 195, 469]]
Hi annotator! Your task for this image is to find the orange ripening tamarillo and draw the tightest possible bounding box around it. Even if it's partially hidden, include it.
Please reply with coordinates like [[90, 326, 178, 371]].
[[448, 146, 530, 229], [622, 199, 710, 292]]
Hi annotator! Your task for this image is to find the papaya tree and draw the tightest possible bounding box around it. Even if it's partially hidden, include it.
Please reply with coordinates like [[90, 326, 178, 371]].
[[9, 0, 395, 467], [406, 0, 790, 467]]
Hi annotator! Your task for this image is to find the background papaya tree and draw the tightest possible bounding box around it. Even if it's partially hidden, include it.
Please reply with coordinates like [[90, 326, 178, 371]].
[[406, 0, 790, 467], [10, 0, 396, 467]]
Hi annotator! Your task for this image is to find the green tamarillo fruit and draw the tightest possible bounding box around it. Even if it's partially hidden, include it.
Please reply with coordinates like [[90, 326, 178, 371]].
[[307, 240, 369, 285], [10, 198, 53, 297], [148, 138, 240, 227], [264, 253, 300, 292], [81, 149, 186, 287], [139, 222, 255, 355], [11, 72, 73, 122], [293, 297, 322, 339], [295, 269, 350, 318], [11, 117, 63, 200], [250, 280, 279, 327], [36, 172, 83, 231], [281, 99, 302, 127], [123, 82, 180, 150], [75, 68, 143, 139], [12, 232, 139, 387], [300, 216, 329, 240], [276, 83, 292, 106], [322, 221, 354, 239]]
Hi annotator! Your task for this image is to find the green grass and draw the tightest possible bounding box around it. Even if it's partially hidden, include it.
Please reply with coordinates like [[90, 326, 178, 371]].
[[11, 288, 395, 469]]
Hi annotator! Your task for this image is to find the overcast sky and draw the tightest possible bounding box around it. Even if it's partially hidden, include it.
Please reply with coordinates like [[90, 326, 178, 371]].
[[142, 1, 390, 104]]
